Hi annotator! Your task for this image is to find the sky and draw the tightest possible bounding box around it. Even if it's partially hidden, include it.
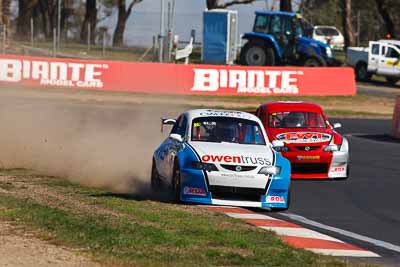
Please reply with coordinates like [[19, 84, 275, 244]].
[[99, 0, 278, 47]]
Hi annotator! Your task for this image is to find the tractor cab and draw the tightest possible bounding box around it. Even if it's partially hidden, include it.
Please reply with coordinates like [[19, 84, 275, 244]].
[[240, 11, 337, 67]]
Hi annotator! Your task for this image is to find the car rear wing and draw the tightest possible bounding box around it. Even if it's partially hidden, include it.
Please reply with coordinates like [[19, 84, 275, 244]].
[[161, 118, 176, 132]]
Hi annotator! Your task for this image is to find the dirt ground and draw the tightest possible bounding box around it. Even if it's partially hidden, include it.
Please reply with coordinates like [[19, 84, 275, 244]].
[[0, 222, 99, 267], [0, 84, 395, 116]]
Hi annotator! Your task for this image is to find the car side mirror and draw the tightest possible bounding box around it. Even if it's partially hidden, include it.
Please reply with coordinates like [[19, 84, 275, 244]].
[[332, 122, 342, 129], [272, 140, 285, 149], [170, 133, 183, 143], [161, 118, 176, 133]]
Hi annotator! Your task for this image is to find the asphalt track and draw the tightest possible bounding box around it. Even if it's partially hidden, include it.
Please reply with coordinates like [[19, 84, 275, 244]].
[[0, 87, 399, 266], [265, 118, 400, 266]]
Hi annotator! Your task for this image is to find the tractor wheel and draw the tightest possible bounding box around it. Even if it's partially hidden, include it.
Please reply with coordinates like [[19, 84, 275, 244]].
[[355, 62, 372, 82], [240, 41, 275, 66], [303, 56, 327, 67]]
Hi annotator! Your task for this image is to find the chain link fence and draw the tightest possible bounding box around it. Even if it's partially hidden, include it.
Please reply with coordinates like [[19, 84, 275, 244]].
[[1, 0, 203, 64]]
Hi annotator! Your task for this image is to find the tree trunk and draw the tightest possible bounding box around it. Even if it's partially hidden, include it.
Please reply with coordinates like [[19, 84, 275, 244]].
[[341, 0, 355, 47], [280, 0, 292, 12], [80, 0, 97, 43], [113, 0, 127, 46], [375, 0, 396, 38], [2, 0, 11, 46], [0, 0, 3, 26], [16, 1, 34, 40]]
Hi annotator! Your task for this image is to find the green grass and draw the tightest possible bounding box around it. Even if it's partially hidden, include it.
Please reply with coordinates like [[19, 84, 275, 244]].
[[0, 169, 358, 267]]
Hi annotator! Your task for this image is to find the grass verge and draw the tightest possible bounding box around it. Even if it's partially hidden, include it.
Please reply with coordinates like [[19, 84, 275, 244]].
[[0, 168, 362, 267]]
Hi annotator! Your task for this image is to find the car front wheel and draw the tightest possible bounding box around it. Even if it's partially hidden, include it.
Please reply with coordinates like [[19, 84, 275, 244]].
[[151, 159, 162, 193]]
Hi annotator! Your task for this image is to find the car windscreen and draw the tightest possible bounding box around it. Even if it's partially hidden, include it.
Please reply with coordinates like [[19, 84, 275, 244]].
[[269, 111, 326, 128], [191, 117, 266, 145], [315, 27, 339, 36]]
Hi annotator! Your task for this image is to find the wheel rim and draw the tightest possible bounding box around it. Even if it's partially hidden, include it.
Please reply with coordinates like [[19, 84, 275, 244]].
[[246, 46, 266, 66]]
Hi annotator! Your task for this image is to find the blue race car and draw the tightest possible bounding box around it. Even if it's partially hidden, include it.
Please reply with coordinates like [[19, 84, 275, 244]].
[[151, 109, 291, 209]]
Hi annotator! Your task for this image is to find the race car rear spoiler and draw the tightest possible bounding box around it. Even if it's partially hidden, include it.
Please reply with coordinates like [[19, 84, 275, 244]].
[[161, 118, 176, 132]]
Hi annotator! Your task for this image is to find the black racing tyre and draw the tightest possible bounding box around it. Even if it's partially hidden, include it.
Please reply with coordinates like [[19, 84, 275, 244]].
[[151, 159, 162, 193], [386, 77, 399, 86], [355, 62, 372, 81], [346, 164, 350, 179], [240, 41, 275, 66], [303, 56, 327, 67], [172, 162, 182, 203]]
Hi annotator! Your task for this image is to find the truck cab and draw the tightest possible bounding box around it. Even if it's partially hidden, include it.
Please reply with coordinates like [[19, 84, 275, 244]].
[[347, 40, 400, 85], [239, 11, 337, 67]]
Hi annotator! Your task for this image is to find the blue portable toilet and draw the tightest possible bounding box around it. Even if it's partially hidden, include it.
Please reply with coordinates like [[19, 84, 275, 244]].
[[203, 9, 238, 65]]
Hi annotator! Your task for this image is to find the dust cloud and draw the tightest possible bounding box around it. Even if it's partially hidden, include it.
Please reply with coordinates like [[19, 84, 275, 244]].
[[0, 89, 184, 195]]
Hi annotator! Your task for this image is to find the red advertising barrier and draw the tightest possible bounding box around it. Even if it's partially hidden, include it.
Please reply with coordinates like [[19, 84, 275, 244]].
[[0, 55, 356, 96], [392, 96, 400, 138]]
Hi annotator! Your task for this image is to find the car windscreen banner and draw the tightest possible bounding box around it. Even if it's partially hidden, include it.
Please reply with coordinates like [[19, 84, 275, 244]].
[[0, 55, 356, 96]]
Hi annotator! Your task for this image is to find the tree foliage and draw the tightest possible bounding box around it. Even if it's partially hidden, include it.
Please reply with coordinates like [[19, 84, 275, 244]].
[[206, 0, 257, 10]]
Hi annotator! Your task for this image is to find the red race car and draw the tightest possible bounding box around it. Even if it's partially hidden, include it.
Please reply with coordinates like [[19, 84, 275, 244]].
[[255, 101, 349, 179]]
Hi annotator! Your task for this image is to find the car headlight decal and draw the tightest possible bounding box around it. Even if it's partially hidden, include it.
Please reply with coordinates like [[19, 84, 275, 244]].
[[324, 134, 341, 152], [258, 166, 281, 175], [192, 161, 218, 172]]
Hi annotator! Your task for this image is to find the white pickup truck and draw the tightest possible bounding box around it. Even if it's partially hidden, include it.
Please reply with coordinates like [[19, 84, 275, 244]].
[[347, 40, 400, 85]]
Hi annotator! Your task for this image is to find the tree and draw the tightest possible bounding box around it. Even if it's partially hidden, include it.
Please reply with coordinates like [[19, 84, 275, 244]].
[[280, 0, 292, 12], [0, 1, 2, 28], [2, 0, 11, 46], [341, 0, 355, 47], [16, 1, 38, 39], [81, 0, 97, 43], [375, 0, 396, 38], [113, 0, 143, 46], [206, 0, 256, 10]]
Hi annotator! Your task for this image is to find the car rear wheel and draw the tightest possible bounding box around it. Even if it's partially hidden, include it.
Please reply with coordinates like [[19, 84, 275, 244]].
[[151, 159, 162, 193], [355, 62, 372, 81], [172, 163, 182, 203], [240, 41, 275, 66]]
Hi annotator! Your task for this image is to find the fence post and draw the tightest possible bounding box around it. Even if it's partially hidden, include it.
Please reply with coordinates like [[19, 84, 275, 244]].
[[1, 25, 5, 54], [30, 18, 34, 46], [102, 31, 106, 57], [57, 0, 61, 51], [159, 0, 165, 62], [87, 23, 91, 52], [53, 27, 57, 57], [152, 35, 157, 61]]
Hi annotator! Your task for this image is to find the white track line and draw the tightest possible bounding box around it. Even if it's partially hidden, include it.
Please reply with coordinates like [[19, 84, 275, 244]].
[[225, 213, 279, 220], [259, 226, 345, 243], [306, 248, 380, 257], [281, 212, 400, 254]]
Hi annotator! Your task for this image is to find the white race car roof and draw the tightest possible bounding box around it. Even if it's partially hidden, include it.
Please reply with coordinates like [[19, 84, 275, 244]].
[[185, 109, 259, 123]]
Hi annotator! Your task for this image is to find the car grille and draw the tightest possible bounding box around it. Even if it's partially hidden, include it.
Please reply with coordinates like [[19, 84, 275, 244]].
[[293, 146, 321, 151], [220, 164, 257, 172], [291, 163, 329, 174], [209, 185, 268, 202]]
